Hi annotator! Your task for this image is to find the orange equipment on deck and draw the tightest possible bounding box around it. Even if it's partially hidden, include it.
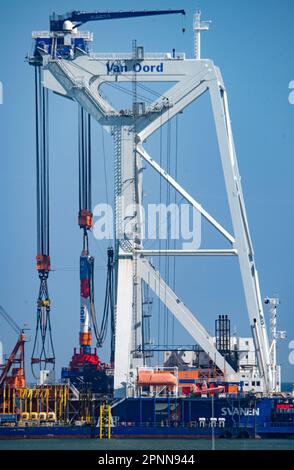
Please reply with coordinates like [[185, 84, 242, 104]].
[[137, 370, 178, 387], [0, 332, 26, 389], [191, 383, 225, 396], [178, 370, 199, 386], [5, 367, 26, 389], [226, 384, 239, 394]]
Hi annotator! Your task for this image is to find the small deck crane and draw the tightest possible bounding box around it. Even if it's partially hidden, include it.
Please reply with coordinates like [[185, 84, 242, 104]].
[[0, 306, 27, 389], [49, 9, 185, 32]]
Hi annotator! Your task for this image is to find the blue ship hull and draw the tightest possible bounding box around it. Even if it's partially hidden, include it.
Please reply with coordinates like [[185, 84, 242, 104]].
[[111, 396, 272, 427], [110, 396, 294, 438], [0, 396, 293, 439]]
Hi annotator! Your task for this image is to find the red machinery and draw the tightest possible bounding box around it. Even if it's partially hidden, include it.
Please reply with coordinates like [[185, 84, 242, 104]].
[[191, 383, 225, 396], [0, 306, 27, 389]]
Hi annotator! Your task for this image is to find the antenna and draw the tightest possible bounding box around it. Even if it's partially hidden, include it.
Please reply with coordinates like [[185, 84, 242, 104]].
[[193, 10, 211, 59]]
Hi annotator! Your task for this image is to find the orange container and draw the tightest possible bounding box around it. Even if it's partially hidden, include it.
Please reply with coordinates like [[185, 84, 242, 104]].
[[227, 384, 239, 394], [178, 370, 199, 387], [178, 370, 199, 380]]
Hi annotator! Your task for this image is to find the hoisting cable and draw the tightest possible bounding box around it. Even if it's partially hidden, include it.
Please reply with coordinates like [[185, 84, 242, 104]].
[[93, 248, 115, 365], [78, 107, 114, 356], [103, 81, 154, 105], [172, 115, 179, 345], [157, 112, 163, 363], [94, 248, 115, 350], [78, 105, 96, 352], [78, 106, 92, 251], [70, 60, 164, 101], [31, 66, 55, 379]]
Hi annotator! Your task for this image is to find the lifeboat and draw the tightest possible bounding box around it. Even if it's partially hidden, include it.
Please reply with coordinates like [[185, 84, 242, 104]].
[[137, 370, 177, 387]]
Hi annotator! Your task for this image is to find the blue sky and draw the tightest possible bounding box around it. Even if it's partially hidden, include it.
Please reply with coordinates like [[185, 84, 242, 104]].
[[0, 0, 293, 382]]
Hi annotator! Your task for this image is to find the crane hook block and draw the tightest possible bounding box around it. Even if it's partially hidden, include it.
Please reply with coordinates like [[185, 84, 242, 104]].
[[37, 299, 51, 308], [78, 209, 93, 229], [36, 254, 51, 272]]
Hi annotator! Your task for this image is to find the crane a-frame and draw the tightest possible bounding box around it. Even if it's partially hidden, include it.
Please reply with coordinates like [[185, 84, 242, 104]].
[[28, 9, 275, 396]]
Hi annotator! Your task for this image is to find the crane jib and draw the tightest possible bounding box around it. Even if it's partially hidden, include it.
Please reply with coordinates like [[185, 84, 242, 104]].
[[50, 9, 186, 31]]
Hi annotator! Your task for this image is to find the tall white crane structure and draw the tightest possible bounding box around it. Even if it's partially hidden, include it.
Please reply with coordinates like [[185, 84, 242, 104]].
[[29, 9, 275, 396]]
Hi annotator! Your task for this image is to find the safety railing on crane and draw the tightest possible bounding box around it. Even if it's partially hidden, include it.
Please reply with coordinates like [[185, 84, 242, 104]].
[[89, 52, 186, 60]]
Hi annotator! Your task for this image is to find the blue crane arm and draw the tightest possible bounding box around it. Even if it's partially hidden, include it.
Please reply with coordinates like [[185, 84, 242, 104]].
[[50, 9, 185, 32]]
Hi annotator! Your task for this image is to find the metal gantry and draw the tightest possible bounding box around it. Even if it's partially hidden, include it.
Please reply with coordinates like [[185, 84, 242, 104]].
[[29, 9, 275, 396]]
